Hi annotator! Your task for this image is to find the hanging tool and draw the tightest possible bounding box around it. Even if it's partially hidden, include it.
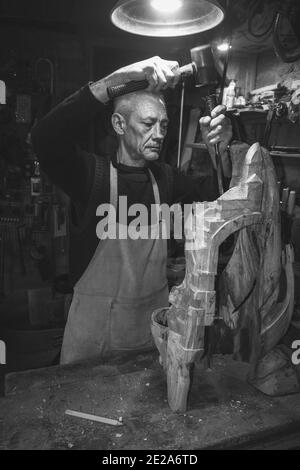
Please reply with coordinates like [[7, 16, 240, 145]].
[[280, 186, 296, 244], [282, 187, 290, 212]]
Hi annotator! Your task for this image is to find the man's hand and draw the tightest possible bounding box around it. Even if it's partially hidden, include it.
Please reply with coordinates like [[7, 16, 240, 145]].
[[200, 105, 233, 177], [116, 56, 181, 91], [90, 56, 180, 103]]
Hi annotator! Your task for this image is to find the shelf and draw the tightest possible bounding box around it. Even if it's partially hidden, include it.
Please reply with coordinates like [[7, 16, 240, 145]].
[[270, 151, 300, 159], [185, 143, 207, 150]]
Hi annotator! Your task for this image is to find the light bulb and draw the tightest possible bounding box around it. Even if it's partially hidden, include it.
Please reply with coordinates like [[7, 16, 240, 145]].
[[217, 42, 231, 52], [151, 0, 183, 13]]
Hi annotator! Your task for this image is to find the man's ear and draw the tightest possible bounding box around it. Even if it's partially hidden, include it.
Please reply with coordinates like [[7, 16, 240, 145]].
[[111, 113, 126, 136]]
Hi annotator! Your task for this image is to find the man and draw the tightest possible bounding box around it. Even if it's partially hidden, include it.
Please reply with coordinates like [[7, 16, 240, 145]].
[[32, 56, 233, 364]]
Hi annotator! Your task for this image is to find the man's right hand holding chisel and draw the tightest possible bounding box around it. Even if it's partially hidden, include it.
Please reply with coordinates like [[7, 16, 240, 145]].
[[200, 105, 233, 193]]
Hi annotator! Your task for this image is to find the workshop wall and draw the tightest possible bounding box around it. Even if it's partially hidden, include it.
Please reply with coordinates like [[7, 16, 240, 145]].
[[227, 52, 257, 98], [0, 25, 95, 352], [0, 25, 90, 101], [256, 49, 300, 89], [254, 49, 300, 193]]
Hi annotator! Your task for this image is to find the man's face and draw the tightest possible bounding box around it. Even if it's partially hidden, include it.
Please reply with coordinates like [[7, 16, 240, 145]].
[[123, 95, 168, 162]]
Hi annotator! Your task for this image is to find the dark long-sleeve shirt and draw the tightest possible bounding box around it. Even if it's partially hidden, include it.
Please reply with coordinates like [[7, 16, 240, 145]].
[[31, 84, 218, 285]]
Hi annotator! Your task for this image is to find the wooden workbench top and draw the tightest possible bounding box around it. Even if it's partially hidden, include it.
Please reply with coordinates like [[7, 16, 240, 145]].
[[1, 352, 300, 450]]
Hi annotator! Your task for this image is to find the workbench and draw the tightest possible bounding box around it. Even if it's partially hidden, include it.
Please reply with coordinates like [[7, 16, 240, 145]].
[[1, 351, 300, 450]]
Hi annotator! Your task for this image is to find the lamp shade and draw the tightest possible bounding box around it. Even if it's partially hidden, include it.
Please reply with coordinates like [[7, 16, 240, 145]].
[[111, 0, 225, 37]]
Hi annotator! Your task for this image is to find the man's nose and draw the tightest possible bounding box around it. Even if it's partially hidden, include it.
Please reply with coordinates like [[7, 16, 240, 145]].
[[152, 123, 164, 141]]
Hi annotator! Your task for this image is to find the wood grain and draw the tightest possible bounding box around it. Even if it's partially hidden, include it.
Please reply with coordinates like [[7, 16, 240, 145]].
[[152, 142, 294, 412]]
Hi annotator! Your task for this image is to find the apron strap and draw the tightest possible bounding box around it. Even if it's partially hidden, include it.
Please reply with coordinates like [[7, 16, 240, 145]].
[[110, 162, 118, 210], [148, 169, 161, 206]]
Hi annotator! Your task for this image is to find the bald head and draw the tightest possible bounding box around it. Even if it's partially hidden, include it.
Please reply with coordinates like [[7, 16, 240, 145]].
[[113, 90, 166, 120]]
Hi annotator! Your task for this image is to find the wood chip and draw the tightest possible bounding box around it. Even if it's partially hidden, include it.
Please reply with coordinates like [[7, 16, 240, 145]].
[[65, 409, 123, 426]]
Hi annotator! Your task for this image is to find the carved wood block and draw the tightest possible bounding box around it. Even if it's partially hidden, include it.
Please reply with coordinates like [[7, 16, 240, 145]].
[[152, 142, 294, 412]]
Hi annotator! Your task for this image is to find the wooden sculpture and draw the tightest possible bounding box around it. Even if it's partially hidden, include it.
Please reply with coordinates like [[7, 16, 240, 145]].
[[151, 142, 295, 412]]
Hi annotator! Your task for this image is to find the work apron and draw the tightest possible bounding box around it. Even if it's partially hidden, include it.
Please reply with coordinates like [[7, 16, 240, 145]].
[[60, 163, 169, 364]]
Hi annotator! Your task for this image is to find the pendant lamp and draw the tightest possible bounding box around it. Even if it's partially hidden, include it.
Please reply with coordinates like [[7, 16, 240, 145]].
[[111, 0, 225, 37]]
